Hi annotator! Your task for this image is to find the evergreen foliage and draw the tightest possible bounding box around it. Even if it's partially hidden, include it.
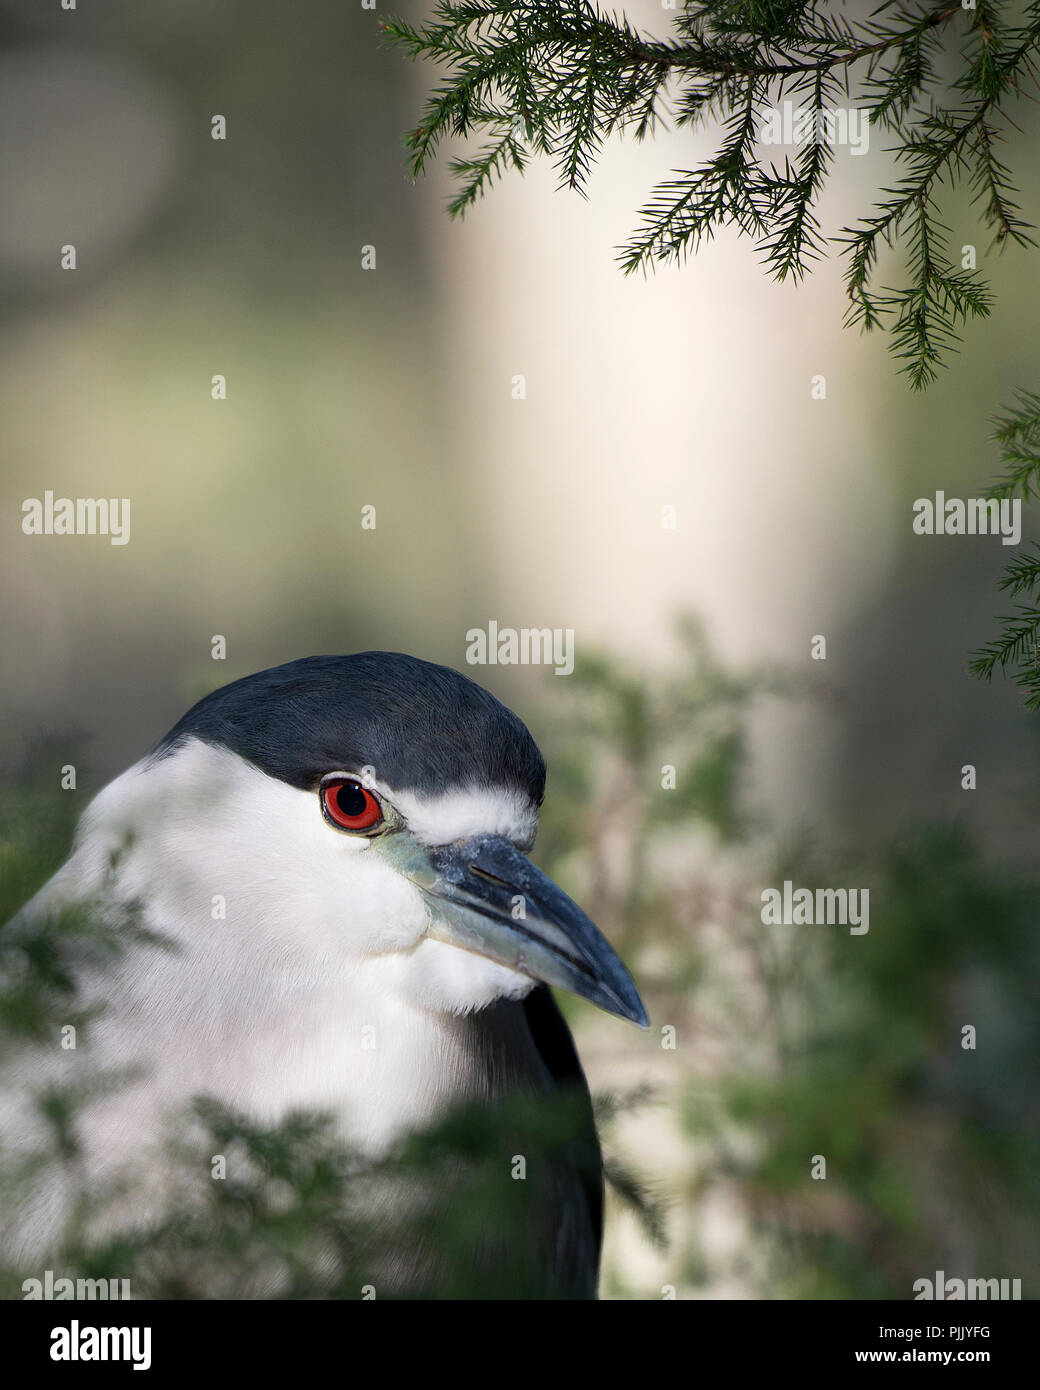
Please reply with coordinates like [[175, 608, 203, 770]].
[[971, 391, 1040, 705], [384, 0, 1040, 387]]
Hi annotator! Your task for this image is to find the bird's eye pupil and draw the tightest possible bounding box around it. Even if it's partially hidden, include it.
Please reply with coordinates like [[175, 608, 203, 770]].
[[322, 777, 384, 832], [336, 782, 368, 818]]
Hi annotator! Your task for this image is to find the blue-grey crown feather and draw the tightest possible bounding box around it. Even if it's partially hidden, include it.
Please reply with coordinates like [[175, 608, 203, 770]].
[[153, 653, 547, 801]]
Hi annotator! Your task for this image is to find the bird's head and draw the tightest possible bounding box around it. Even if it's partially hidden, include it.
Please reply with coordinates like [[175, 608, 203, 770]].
[[82, 654, 647, 1027]]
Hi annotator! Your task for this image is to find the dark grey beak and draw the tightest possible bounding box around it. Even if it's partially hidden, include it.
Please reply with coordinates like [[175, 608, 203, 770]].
[[388, 831, 648, 1028]]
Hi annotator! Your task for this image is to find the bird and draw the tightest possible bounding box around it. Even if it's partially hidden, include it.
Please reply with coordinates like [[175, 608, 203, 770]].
[[1, 652, 647, 1299]]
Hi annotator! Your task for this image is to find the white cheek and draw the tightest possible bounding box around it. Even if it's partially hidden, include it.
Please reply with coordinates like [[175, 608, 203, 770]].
[[317, 844, 431, 955], [397, 938, 536, 1014]]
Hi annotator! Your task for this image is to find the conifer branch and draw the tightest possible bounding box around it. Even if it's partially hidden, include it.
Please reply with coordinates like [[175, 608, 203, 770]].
[[385, 0, 1040, 387], [971, 392, 1040, 708]]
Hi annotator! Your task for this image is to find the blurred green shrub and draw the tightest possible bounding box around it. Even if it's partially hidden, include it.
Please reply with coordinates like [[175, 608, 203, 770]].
[[536, 621, 1040, 1298]]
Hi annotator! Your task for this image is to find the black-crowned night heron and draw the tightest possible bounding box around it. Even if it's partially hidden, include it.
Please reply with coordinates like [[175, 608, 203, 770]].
[[3, 653, 647, 1298]]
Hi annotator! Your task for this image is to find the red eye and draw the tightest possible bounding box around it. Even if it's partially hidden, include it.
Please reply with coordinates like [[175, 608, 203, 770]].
[[322, 779, 383, 832]]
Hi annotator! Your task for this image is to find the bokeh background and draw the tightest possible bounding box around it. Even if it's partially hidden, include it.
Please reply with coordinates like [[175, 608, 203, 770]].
[[1, 0, 1038, 1297]]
